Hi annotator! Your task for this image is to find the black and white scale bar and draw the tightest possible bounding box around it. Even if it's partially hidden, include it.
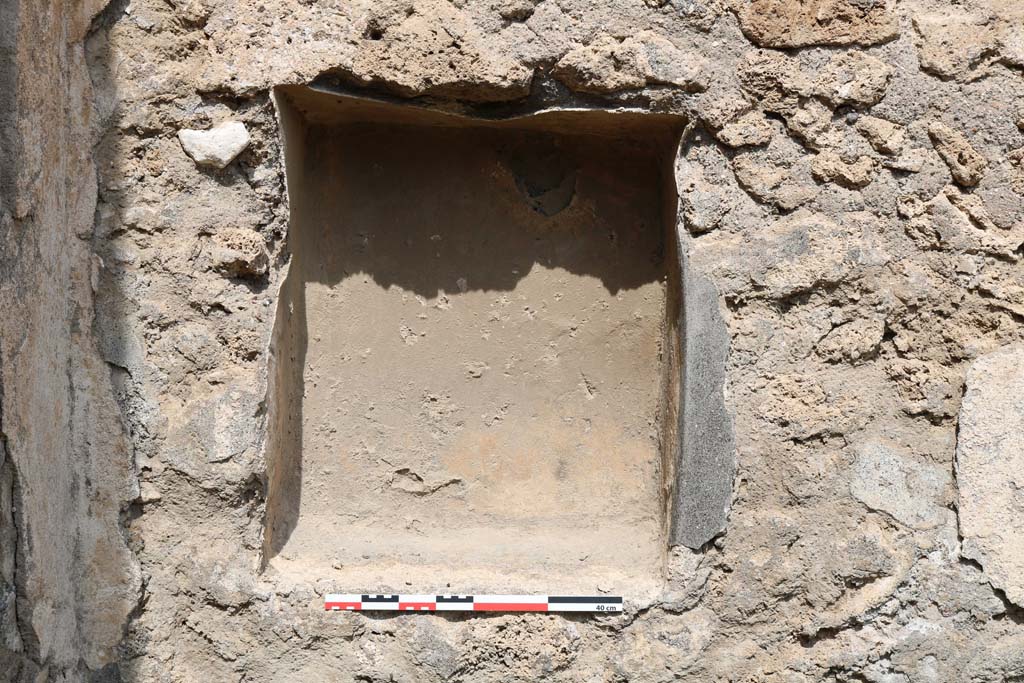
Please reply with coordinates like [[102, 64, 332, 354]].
[[325, 594, 623, 613]]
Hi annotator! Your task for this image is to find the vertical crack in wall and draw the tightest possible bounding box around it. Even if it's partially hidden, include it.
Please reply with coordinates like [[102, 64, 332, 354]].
[[0, 0, 27, 667], [0, 341, 24, 656]]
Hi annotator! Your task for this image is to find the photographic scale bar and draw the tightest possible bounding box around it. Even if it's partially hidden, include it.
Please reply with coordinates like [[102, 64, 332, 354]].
[[325, 594, 623, 613]]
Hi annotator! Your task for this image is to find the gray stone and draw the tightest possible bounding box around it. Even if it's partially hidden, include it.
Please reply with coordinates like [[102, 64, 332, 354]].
[[670, 223, 736, 549], [178, 121, 251, 170], [956, 346, 1024, 606]]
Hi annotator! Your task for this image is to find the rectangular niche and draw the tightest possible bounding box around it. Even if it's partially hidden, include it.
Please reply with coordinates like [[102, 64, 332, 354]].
[[264, 86, 685, 593]]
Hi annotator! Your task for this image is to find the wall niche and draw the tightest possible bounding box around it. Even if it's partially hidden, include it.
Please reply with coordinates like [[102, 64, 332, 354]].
[[264, 86, 690, 594]]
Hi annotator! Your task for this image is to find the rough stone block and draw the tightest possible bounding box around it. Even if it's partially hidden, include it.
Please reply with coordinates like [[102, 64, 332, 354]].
[[671, 229, 736, 549], [850, 441, 947, 530], [737, 0, 899, 48], [956, 346, 1024, 606]]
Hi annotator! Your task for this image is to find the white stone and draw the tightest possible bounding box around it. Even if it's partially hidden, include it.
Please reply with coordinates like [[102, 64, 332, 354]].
[[956, 345, 1024, 606], [850, 441, 947, 530], [177, 121, 250, 170], [138, 482, 162, 504]]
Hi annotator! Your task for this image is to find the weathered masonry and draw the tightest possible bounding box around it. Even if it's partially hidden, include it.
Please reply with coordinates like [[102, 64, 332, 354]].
[[11, 0, 1024, 679], [262, 86, 735, 591]]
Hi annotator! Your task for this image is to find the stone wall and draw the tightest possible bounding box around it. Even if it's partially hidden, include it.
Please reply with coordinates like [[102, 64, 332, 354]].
[[0, 0, 139, 679], [2, 0, 1024, 680]]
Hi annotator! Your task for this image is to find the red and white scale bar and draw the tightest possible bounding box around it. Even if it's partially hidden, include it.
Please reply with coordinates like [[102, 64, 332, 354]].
[[325, 594, 623, 613]]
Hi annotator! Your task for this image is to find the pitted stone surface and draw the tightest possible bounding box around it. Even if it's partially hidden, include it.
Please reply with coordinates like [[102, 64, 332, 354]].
[[736, 0, 900, 48]]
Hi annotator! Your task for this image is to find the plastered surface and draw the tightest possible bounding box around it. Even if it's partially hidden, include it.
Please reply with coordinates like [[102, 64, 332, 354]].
[[265, 99, 674, 593]]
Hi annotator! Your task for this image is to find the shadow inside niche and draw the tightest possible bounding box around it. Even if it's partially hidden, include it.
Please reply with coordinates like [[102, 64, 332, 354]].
[[263, 90, 684, 583]]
